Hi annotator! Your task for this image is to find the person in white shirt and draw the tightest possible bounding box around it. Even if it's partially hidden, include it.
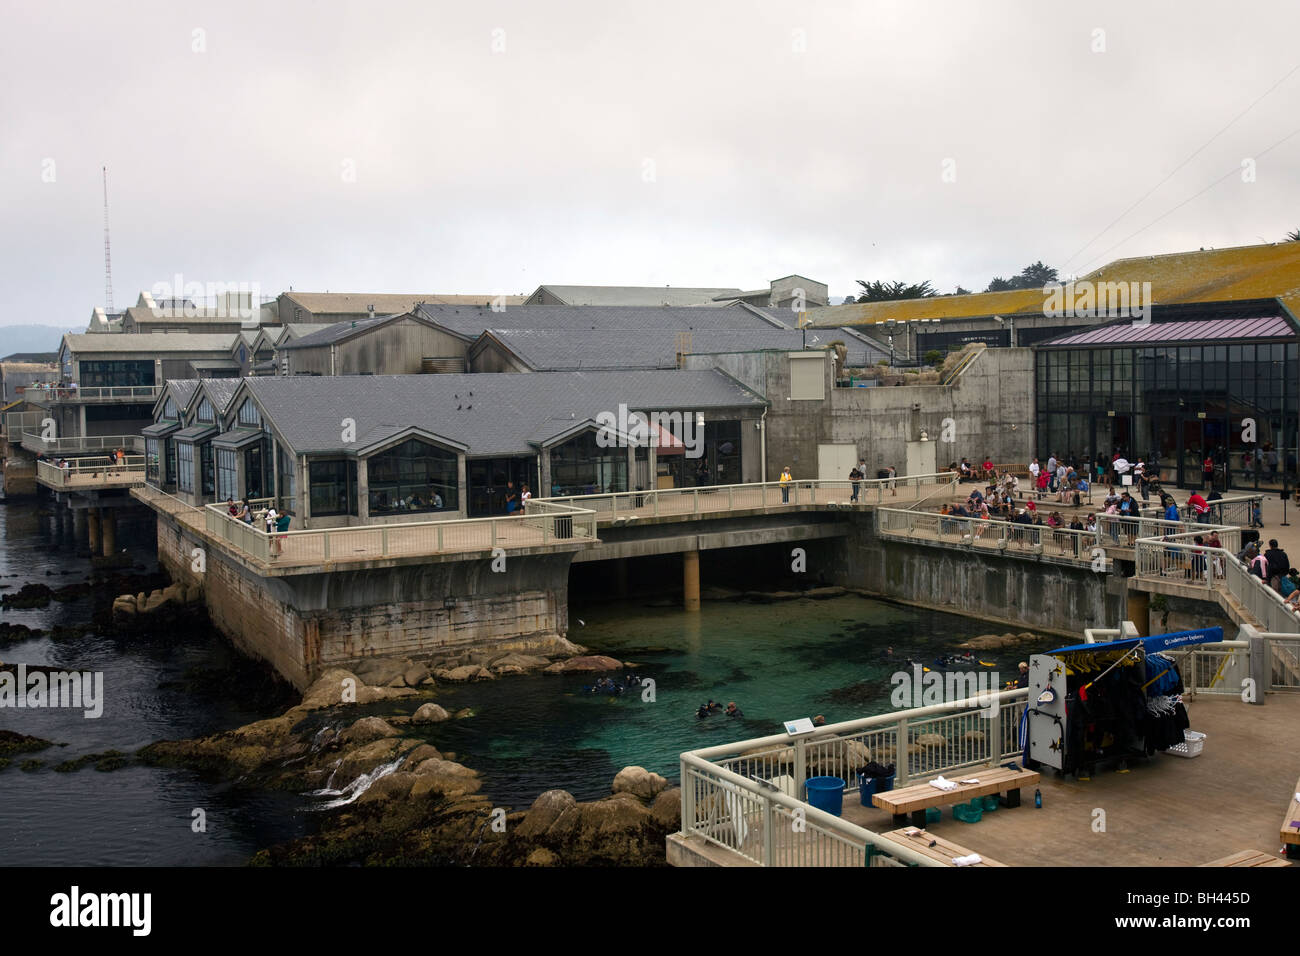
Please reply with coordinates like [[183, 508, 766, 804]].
[[1029, 458, 1040, 480], [520, 483, 532, 513]]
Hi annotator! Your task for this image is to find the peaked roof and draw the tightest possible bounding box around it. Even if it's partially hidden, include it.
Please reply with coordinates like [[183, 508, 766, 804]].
[[281, 292, 526, 314], [415, 303, 790, 341], [529, 285, 744, 307], [237, 370, 767, 458], [1040, 315, 1295, 348]]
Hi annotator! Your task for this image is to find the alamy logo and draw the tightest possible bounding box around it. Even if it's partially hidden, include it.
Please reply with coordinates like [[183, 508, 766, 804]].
[[0, 664, 104, 718], [890, 665, 1000, 717], [50, 886, 151, 936], [1043, 281, 1152, 324], [595, 404, 703, 459], [148, 274, 261, 319]]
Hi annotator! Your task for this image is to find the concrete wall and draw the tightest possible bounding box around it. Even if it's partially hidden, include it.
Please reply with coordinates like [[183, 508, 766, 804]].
[[687, 347, 1036, 480], [156, 512, 575, 689], [829, 513, 1126, 635]]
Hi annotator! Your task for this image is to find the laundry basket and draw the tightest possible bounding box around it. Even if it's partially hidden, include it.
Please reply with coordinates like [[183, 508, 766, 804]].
[[1167, 730, 1206, 758]]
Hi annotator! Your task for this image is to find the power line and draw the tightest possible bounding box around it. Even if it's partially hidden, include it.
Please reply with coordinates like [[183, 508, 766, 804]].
[[1075, 123, 1300, 274], [1061, 60, 1300, 272]]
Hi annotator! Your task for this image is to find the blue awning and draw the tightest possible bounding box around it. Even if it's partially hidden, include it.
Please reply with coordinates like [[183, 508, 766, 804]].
[[1050, 627, 1224, 657]]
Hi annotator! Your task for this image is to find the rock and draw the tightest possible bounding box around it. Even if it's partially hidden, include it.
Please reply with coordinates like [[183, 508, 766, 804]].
[[339, 717, 400, 745], [545, 655, 622, 674], [352, 657, 411, 688], [228, 715, 295, 748], [437, 664, 495, 682], [524, 848, 559, 866], [453, 708, 474, 720], [335, 738, 419, 783], [516, 789, 577, 838], [111, 595, 137, 618], [411, 702, 450, 725], [650, 788, 682, 830], [915, 733, 947, 748], [488, 653, 550, 675], [409, 758, 481, 798], [357, 770, 418, 804], [402, 664, 431, 687], [400, 744, 443, 769], [540, 794, 657, 865], [183, 584, 202, 604], [964, 731, 986, 743], [612, 765, 669, 801]]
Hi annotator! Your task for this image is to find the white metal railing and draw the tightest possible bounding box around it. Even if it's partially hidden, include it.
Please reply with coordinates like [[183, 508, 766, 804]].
[[23, 385, 163, 403], [3, 410, 47, 437], [1260, 635, 1300, 691], [1163, 640, 1251, 696], [681, 688, 1027, 866], [21, 432, 145, 454], [877, 507, 1105, 565], [36, 455, 146, 488], [537, 472, 957, 520], [201, 496, 598, 564], [1095, 513, 1240, 554]]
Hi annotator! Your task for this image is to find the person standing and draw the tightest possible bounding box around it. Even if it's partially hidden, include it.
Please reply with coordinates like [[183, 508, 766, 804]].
[[887, 464, 897, 496], [504, 481, 519, 514], [779, 466, 793, 503], [848, 462, 862, 502], [1202, 455, 1214, 490], [520, 483, 532, 513]]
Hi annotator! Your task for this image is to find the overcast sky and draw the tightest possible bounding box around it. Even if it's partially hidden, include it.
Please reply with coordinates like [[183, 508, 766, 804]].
[[3, 0, 1299, 328]]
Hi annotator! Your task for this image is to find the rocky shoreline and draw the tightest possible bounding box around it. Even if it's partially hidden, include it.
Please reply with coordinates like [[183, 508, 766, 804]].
[[140, 664, 681, 866]]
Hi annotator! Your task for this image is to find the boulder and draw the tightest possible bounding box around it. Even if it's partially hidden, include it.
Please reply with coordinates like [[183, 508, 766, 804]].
[[409, 758, 481, 798], [351, 657, 411, 688], [411, 702, 450, 725], [453, 708, 474, 720], [524, 848, 559, 866], [545, 655, 622, 674], [611, 765, 669, 801], [141, 590, 171, 614], [650, 788, 682, 830], [964, 730, 986, 744], [540, 794, 657, 865], [915, 733, 947, 748], [488, 653, 550, 675], [339, 716, 401, 745], [516, 789, 577, 839], [335, 738, 418, 783], [402, 663, 431, 687], [357, 770, 418, 804], [401, 744, 443, 768], [437, 664, 494, 682]]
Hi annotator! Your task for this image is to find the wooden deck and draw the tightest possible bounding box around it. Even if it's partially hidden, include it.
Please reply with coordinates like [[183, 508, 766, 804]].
[[841, 694, 1300, 866]]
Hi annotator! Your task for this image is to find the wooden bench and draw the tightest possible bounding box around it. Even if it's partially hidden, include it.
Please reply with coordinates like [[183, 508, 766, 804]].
[[1283, 777, 1300, 861], [883, 827, 1007, 867], [1200, 849, 1291, 868], [872, 767, 1040, 828]]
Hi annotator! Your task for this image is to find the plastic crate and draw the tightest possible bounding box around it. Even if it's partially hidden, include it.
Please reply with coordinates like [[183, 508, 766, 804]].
[[1167, 730, 1207, 758], [953, 802, 983, 824], [980, 795, 1000, 812]]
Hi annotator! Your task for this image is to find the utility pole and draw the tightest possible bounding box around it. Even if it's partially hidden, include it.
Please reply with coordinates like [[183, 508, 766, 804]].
[[102, 166, 114, 313]]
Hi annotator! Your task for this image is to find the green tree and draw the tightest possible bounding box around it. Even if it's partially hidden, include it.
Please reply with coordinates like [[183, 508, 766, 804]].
[[854, 279, 937, 302], [1287, 229, 1300, 241], [985, 276, 1015, 292], [1015, 261, 1059, 289]]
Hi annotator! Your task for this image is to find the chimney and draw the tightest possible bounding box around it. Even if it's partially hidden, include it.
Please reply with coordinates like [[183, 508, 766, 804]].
[[367, 303, 375, 318]]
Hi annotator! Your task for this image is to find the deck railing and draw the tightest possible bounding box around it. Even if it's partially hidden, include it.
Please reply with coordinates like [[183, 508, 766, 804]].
[[21, 432, 145, 455], [877, 507, 1106, 565], [23, 385, 163, 404], [538, 472, 957, 519], [201, 496, 598, 564], [36, 455, 146, 488], [681, 687, 1028, 867]]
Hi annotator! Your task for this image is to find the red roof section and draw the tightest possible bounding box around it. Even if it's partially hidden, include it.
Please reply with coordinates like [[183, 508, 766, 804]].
[[1042, 316, 1293, 347]]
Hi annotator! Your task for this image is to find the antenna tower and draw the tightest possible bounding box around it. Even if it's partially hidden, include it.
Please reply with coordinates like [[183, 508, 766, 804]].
[[102, 166, 114, 313]]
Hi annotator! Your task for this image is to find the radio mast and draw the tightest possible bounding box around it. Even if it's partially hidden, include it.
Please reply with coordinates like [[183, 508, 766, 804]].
[[102, 166, 114, 313]]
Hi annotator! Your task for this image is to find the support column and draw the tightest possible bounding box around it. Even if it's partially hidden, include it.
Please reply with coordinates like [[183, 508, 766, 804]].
[[614, 558, 629, 598], [1126, 588, 1150, 637], [87, 508, 101, 554], [357, 457, 369, 522], [101, 508, 116, 556], [683, 549, 700, 611]]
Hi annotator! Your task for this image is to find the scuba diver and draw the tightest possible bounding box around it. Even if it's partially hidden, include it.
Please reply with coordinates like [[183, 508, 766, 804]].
[[725, 701, 743, 718]]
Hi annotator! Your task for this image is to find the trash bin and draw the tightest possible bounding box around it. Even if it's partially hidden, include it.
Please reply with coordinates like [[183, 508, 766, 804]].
[[805, 776, 846, 817], [554, 516, 573, 539], [856, 772, 896, 806]]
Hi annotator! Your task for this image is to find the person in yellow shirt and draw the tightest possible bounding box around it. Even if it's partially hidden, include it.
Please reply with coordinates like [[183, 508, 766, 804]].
[[780, 466, 793, 503]]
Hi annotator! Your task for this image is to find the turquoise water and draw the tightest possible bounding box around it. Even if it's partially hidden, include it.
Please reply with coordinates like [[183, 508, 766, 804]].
[[411, 596, 1049, 808]]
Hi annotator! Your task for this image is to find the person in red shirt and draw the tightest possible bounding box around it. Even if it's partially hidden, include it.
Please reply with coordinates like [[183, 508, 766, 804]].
[[982, 457, 994, 480], [1187, 491, 1210, 523]]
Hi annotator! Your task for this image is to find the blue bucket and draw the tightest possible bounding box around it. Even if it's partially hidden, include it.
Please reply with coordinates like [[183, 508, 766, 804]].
[[805, 776, 846, 817], [856, 773, 896, 805]]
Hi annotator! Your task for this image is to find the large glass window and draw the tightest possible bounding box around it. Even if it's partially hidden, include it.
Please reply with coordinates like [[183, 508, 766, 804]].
[[196, 398, 215, 423], [79, 360, 155, 388], [146, 438, 162, 485], [237, 400, 261, 427], [278, 445, 296, 515], [165, 438, 176, 487], [177, 442, 194, 493], [550, 431, 627, 495], [200, 442, 215, 497], [309, 459, 357, 516], [217, 448, 238, 501], [245, 442, 265, 499], [367, 439, 458, 514]]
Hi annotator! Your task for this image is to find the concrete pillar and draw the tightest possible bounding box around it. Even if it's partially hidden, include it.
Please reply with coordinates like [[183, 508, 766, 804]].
[[88, 508, 101, 553], [456, 453, 468, 518], [539, 450, 552, 498], [357, 457, 369, 523], [1126, 589, 1150, 637], [683, 549, 700, 611], [101, 508, 116, 556]]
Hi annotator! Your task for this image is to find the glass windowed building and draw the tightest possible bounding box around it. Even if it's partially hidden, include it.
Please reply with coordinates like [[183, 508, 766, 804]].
[[1035, 311, 1299, 491]]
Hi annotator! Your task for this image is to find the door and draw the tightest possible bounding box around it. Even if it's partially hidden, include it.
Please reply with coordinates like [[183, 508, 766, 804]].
[[817, 444, 858, 482]]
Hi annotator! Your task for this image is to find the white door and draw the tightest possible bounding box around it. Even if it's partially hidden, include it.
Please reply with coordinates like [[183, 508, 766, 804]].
[[817, 443, 858, 482]]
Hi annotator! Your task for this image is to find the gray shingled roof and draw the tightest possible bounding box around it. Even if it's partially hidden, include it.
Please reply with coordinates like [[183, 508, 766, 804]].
[[241, 370, 767, 458], [415, 303, 790, 339], [198, 377, 242, 414], [278, 313, 406, 350], [163, 379, 200, 412], [531, 285, 743, 307], [478, 327, 852, 371], [63, 332, 240, 354]]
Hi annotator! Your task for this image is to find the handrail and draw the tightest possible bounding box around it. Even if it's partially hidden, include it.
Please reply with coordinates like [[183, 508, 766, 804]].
[[23, 385, 163, 403], [940, 347, 984, 386]]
